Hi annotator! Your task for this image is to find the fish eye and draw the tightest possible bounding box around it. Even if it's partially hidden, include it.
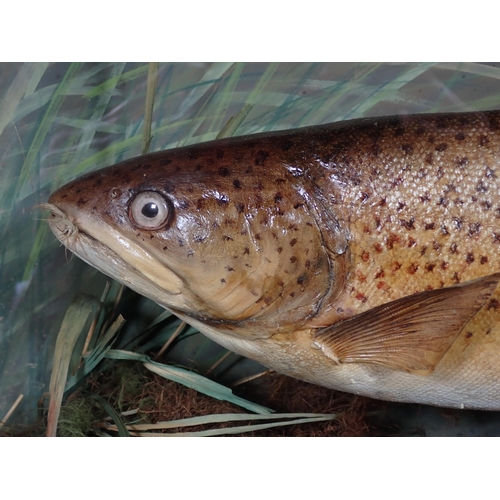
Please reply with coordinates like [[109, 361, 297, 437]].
[[129, 191, 172, 230]]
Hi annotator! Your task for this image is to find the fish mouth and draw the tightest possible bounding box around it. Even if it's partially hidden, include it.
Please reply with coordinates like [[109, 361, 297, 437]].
[[41, 202, 187, 310]]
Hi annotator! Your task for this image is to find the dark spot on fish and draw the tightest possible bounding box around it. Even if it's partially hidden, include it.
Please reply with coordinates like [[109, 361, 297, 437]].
[[163, 246, 168, 250], [477, 181, 488, 193], [479, 135, 490, 147], [373, 242, 383, 253], [440, 225, 450, 236], [407, 237, 417, 248], [452, 272, 460, 284], [178, 239, 184, 247], [355, 292, 368, 303], [375, 269, 385, 278], [223, 235, 233, 242], [493, 232, 500, 244], [433, 241, 441, 252], [220, 278, 226, 283], [390, 177, 403, 189], [233, 179, 242, 189], [441, 261, 449, 270], [468, 223, 481, 237], [455, 131, 466, 141], [290, 238, 297, 247], [401, 144, 413, 155], [424, 153, 434, 165], [93, 205, 97, 210], [290, 292, 295, 298], [218, 167, 230, 177], [195, 164, 204, 171], [216, 149, 225, 159], [400, 218, 415, 230], [375, 217, 382, 229], [425, 263, 436, 272], [480, 256, 488, 264], [386, 233, 401, 250], [427, 134, 435, 143], [255, 150, 269, 166], [77, 198, 86, 207], [187, 250, 194, 257], [274, 193, 283, 204], [275, 178, 286, 185], [407, 263, 418, 274], [420, 246, 428, 256], [294, 203, 304, 209], [449, 243, 458, 254], [425, 222, 436, 230], [235, 203, 245, 213], [297, 274, 307, 285], [453, 218, 463, 231], [212, 221, 220, 230], [420, 193, 431, 203], [194, 235, 205, 243], [226, 266, 235, 272], [178, 200, 190, 210], [361, 251, 370, 262], [455, 157, 468, 168], [196, 198, 205, 210], [290, 256, 298, 264], [391, 261, 402, 272], [150, 235, 154, 239], [435, 143, 448, 152], [437, 197, 448, 207], [277, 247, 283, 253], [488, 299, 500, 310], [465, 331, 473, 339], [360, 192, 370, 202], [378, 197, 386, 207], [466, 252, 475, 264], [486, 168, 497, 179], [397, 202, 406, 211], [240, 229, 247, 235]]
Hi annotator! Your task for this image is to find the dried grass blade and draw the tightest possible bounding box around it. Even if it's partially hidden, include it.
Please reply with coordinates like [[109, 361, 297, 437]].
[[47, 293, 101, 437]]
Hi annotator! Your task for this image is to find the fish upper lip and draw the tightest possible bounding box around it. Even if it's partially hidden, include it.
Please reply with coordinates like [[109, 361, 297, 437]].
[[44, 201, 185, 300]]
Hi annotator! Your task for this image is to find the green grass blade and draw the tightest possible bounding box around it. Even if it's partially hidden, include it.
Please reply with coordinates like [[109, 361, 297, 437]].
[[105, 350, 272, 414], [90, 394, 130, 437]]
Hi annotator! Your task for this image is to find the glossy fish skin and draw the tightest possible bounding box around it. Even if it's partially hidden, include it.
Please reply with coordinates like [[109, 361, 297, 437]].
[[46, 111, 500, 410]]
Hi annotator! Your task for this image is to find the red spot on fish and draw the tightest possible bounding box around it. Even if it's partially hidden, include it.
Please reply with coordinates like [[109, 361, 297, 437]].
[[355, 292, 368, 303]]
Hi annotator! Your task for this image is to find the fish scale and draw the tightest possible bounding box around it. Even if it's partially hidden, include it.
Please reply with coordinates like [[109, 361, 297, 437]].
[[44, 110, 500, 410]]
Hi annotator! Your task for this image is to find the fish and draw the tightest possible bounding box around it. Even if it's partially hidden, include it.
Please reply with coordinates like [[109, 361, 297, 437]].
[[43, 110, 500, 410]]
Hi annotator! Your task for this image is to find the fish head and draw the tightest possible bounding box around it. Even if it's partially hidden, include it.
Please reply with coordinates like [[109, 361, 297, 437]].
[[45, 139, 347, 337]]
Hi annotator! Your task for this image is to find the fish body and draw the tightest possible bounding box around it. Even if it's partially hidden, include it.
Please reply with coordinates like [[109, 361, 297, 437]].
[[45, 111, 500, 410]]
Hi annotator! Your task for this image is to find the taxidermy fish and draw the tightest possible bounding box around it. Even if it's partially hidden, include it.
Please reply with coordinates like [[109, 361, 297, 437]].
[[44, 111, 500, 410]]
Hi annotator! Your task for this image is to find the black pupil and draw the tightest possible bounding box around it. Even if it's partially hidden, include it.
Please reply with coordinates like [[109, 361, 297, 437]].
[[141, 202, 159, 218]]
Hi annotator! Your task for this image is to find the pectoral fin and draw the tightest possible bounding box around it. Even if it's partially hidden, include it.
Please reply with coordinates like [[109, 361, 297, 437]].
[[313, 273, 500, 375]]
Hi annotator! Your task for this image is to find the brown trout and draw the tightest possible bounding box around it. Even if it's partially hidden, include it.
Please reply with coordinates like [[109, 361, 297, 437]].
[[44, 111, 500, 410]]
